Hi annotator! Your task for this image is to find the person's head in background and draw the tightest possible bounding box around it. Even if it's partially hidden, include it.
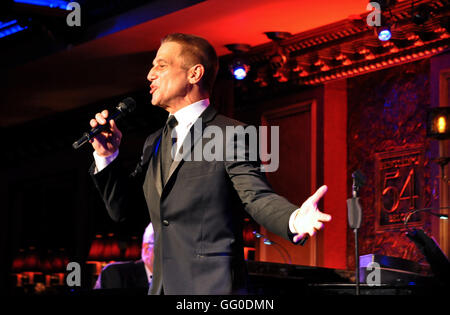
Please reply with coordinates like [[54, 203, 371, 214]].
[[141, 223, 154, 273]]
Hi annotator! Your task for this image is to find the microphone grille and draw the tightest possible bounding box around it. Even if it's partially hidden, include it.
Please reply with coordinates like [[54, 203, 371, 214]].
[[118, 97, 136, 114]]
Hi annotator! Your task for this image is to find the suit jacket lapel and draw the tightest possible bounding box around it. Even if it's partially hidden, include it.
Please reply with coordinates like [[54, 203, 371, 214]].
[[143, 129, 163, 197], [164, 105, 218, 188], [154, 136, 163, 196]]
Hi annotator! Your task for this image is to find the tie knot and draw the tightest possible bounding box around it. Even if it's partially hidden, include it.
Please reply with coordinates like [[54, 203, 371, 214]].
[[166, 115, 178, 129]]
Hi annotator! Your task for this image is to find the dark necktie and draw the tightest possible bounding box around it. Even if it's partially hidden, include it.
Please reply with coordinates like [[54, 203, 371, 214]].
[[161, 115, 178, 185]]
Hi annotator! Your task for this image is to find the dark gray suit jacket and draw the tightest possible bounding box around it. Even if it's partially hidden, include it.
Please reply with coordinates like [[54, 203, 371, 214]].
[[91, 105, 298, 294], [94, 260, 149, 291]]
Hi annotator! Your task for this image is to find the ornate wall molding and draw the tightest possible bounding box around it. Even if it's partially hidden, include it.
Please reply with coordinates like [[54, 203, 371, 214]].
[[222, 0, 449, 89]]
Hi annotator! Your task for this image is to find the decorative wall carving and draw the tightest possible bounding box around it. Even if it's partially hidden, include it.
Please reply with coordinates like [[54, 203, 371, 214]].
[[347, 59, 435, 272]]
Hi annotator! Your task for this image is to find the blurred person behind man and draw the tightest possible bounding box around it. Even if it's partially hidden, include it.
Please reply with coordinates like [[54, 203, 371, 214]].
[[94, 223, 154, 293]]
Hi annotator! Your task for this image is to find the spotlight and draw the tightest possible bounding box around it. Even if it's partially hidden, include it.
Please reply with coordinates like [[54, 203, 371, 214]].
[[427, 107, 450, 140], [230, 59, 250, 80], [225, 43, 251, 81], [377, 26, 392, 41], [371, 12, 393, 42], [233, 67, 246, 80]]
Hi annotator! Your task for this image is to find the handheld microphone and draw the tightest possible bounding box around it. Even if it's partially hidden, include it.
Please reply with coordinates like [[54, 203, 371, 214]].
[[72, 97, 136, 149]]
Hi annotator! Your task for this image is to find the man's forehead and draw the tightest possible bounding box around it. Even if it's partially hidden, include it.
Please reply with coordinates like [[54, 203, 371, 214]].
[[154, 42, 183, 62]]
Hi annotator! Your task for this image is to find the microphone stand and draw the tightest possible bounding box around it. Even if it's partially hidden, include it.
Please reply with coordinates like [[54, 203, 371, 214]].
[[346, 170, 365, 295]]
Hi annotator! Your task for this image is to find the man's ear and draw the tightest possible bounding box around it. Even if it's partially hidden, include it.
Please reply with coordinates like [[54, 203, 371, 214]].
[[188, 64, 204, 84]]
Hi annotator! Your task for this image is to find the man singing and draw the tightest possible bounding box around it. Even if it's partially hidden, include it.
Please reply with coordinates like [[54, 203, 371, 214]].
[[89, 33, 331, 295]]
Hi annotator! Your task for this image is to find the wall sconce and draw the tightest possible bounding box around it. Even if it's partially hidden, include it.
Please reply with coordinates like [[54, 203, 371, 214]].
[[427, 107, 450, 140], [427, 107, 450, 183]]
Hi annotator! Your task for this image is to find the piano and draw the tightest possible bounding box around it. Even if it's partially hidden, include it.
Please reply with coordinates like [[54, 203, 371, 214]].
[[246, 260, 447, 295]]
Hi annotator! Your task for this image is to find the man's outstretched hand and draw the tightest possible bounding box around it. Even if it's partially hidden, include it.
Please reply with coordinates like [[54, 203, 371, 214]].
[[291, 185, 332, 243]]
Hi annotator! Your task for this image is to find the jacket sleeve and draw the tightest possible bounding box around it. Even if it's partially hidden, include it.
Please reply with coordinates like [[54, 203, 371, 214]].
[[89, 134, 156, 223], [223, 124, 298, 241], [90, 156, 138, 222]]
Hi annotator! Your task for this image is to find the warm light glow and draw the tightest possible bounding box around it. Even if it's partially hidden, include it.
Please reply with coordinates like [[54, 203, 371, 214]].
[[299, 70, 309, 77], [321, 64, 330, 71], [390, 46, 399, 53], [314, 59, 324, 66], [436, 116, 447, 133], [343, 58, 352, 66]]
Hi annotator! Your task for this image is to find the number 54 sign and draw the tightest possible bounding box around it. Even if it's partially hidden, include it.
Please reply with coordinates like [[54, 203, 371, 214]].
[[375, 146, 425, 231]]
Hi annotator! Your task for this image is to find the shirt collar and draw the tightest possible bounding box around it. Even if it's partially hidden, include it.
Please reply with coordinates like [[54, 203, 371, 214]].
[[171, 98, 210, 128]]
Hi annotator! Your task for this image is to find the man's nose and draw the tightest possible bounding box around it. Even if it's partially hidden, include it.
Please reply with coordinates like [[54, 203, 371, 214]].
[[147, 67, 157, 81]]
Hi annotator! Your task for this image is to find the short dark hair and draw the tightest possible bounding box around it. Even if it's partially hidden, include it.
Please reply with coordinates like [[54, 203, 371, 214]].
[[161, 33, 219, 94]]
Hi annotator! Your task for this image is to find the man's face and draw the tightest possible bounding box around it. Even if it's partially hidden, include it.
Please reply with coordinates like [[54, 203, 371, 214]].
[[147, 41, 190, 109]]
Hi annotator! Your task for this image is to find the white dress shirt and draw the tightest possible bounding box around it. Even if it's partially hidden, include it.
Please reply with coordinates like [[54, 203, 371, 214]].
[[168, 98, 210, 155]]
